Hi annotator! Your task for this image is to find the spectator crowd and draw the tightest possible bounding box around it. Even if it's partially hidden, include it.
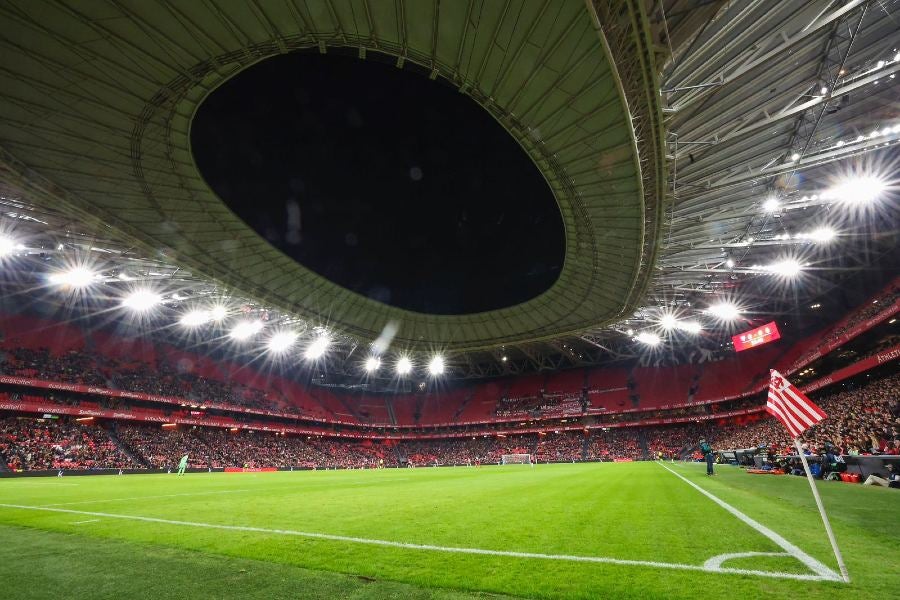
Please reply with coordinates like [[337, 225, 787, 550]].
[[2, 367, 896, 474]]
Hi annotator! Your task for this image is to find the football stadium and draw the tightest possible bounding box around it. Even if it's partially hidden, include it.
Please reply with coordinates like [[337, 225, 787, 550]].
[[0, 1, 898, 598]]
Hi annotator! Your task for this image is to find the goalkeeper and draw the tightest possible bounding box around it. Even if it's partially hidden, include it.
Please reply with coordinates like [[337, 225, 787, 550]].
[[176, 454, 189, 476]]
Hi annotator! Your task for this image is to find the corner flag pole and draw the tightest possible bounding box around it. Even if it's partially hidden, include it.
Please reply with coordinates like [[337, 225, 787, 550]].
[[792, 438, 850, 583]]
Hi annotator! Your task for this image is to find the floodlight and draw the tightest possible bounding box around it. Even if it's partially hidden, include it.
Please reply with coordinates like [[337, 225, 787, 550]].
[[658, 313, 678, 330], [790, 153, 800, 161], [268, 331, 297, 353], [304, 335, 330, 360], [122, 289, 162, 312], [677, 321, 702, 334], [827, 176, 886, 204], [705, 302, 741, 320], [725, 258, 735, 268], [0, 235, 16, 257], [807, 227, 836, 243], [396, 356, 413, 375], [636, 332, 661, 346], [48, 266, 96, 288], [762, 197, 780, 212], [365, 356, 381, 372], [230, 320, 263, 340], [759, 259, 803, 277], [428, 355, 445, 376], [209, 305, 228, 321], [179, 309, 210, 327]]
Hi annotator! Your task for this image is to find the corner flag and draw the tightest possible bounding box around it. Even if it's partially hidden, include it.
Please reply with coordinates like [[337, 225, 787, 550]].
[[767, 369, 848, 583], [766, 370, 827, 437]]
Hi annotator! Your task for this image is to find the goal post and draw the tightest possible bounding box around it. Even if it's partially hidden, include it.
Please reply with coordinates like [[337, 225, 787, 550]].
[[501, 453, 534, 465]]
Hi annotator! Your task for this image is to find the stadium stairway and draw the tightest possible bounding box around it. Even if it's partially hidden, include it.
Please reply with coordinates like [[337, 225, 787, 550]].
[[385, 398, 397, 426], [450, 389, 475, 422], [580, 436, 591, 461], [107, 423, 150, 467], [637, 430, 649, 460]]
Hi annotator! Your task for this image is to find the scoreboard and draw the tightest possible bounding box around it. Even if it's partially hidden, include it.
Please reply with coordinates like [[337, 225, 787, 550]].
[[732, 321, 781, 352]]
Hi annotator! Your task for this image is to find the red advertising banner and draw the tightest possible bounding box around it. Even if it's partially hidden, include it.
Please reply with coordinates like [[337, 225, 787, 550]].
[[224, 467, 278, 473], [732, 321, 781, 352]]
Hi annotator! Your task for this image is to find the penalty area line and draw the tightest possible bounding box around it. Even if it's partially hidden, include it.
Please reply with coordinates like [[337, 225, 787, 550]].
[[657, 463, 843, 582], [0, 503, 836, 582]]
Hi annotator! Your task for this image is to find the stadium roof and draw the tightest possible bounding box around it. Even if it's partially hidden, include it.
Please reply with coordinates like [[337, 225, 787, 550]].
[[0, 0, 897, 382], [0, 0, 664, 352]]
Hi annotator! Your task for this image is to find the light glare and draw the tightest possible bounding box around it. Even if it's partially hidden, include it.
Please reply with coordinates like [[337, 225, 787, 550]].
[[304, 335, 330, 360], [678, 321, 702, 334], [230, 320, 263, 340], [0, 235, 16, 256], [807, 227, 836, 243], [827, 176, 886, 204], [762, 197, 780, 212], [659, 313, 678, 330], [210, 305, 228, 321], [396, 356, 413, 375], [755, 259, 803, 277], [268, 331, 298, 353], [705, 302, 741, 321], [428, 355, 445, 376], [365, 356, 381, 372], [48, 266, 96, 288], [122, 289, 162, 312], [636, 332, 661, 346], [179, 310, 210, 327]]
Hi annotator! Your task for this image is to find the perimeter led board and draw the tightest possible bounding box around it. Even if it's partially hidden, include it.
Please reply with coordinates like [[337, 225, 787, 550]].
[[732, 322, 781, 352]]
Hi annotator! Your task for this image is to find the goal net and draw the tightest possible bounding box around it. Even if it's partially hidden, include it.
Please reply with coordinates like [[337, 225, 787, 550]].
[[501, 453, 533, 465]]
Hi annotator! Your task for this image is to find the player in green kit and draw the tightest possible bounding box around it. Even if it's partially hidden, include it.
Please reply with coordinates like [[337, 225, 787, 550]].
[[177, 454, 188, 476]]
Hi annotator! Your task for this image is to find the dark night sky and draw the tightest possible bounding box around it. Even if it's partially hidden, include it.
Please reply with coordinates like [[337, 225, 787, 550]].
[[192, 50, 564, 315]]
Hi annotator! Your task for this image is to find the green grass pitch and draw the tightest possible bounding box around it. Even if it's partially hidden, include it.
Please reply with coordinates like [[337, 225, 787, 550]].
[[0, 462, 897, 599]]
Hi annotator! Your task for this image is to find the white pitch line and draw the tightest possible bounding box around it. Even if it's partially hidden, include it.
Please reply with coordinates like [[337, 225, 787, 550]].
[[658, 463, 843, 582], [71, 519, 100, 525], [40, 489, 250, 507], [0, 482, 79, 486], [0, 503, 837, 582], [703, 551, 789, 570]]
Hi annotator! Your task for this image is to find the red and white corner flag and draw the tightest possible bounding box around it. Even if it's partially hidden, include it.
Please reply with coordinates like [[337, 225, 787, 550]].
[[767, 369, 848, 583], [767, 369, 827, 437]]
